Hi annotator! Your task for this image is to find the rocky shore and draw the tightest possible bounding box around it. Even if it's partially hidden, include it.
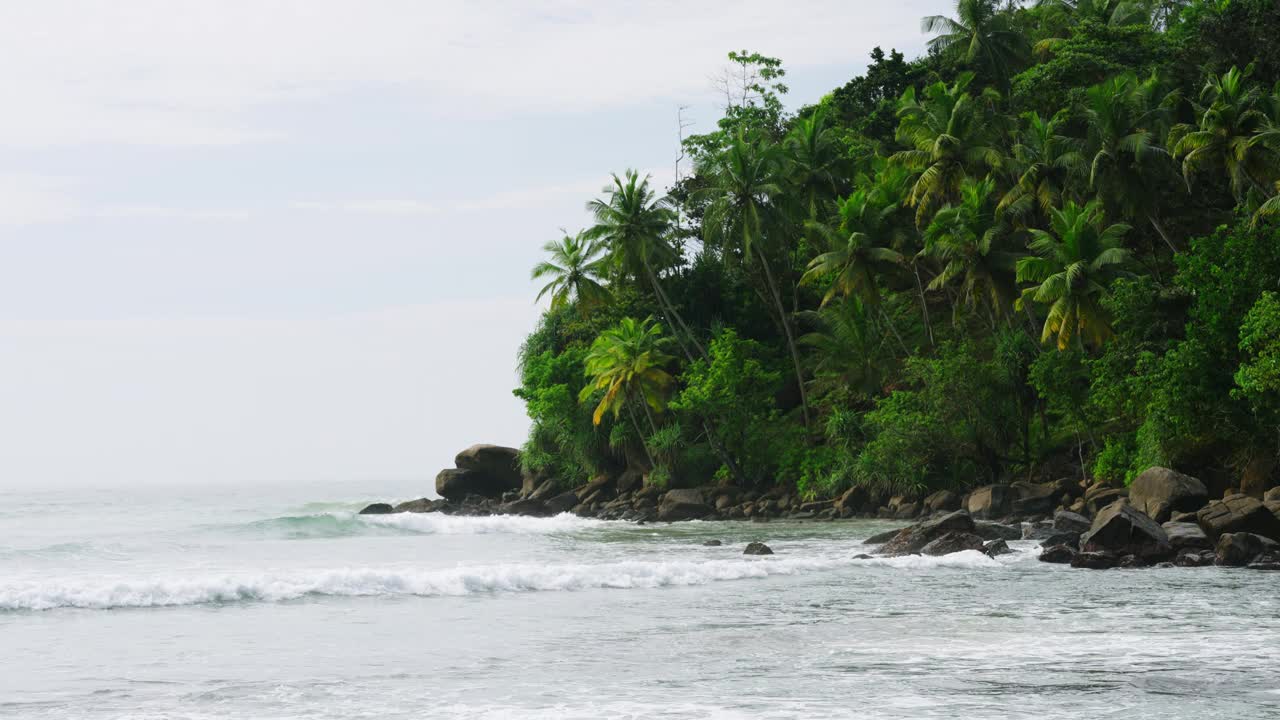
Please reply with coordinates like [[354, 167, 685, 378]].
[[359, 445, 1280, 570]]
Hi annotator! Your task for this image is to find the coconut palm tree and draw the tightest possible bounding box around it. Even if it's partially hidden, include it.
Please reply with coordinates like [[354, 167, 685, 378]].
[[531, 230, 610, 312], [892, 73, 1006, 227], [1016, 200, 1132, 350], [923, 177, 1022, 326], [579, 317, 675, 465], [803, 189, 907, 308], [1171, 66, 1280, 204], [999, 111, 1086, 222], [783, 107, 844, 220], [1083, 72, 1179, 251], [585, 170, 704, 360], [922, 0, 1029, 82], [799, 298, 894, 400], [697, 133, 812, 428], [1032, 0, 1152, 56]]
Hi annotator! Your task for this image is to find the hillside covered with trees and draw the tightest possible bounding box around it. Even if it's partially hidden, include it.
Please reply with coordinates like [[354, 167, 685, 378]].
[[514, 0, 1280, 505]]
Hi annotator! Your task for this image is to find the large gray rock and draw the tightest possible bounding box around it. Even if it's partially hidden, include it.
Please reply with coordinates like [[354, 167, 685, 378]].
[[358, 503, 394, 515], [1080, 500, 1172, 562], [881, 510, 976, 556], [1011, 483, 1058, 516], [1161, 521, 1210, 551], [920, 531, 986, 556], [1039, 544, 1076, 564], [863, 527, 906, 545], [454, 444, 523, 490], [974, 521, 1022, 541], [923, 489, 961, 514], [392, 498, 443, 513], [967, 485, 1014, 519], [436, 468, 497, 501], [1197, 494, 1280, 541], [499, 498, 549, 517], [544, 491, 579, 515], [1265, 487, 1280, 503], [1130, 467, 1208, 523], [1215, 532, 1279, 567], [1083, 482, 1128, 515], [658, 489, 712, 522], [1053, 510, 1092, 534]]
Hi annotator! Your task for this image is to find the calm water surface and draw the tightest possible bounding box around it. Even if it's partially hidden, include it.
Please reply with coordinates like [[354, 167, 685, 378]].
[[2, 481, 1277, 719]]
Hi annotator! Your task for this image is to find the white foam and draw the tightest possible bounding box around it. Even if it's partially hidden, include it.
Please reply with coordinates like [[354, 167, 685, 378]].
[[0, 556, 842, 612], [357, 511, 605, 535], [850, 549, 1007, 569]]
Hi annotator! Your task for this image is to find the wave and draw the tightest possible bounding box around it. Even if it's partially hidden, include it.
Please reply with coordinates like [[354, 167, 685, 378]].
[[236, 511, 605, 540], [0, 556, 841, 612]]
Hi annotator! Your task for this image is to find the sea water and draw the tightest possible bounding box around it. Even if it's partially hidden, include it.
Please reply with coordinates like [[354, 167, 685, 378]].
[[2, 480, 1277, 719]]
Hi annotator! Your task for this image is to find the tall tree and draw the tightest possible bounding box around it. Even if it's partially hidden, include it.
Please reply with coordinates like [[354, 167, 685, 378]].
[[999, 111, 1086, 223], [1171, 65, 1280, 203], [922, 0, 1030, 82], [803, 189, 907, 309], [531, 230, 611, 313], [892, 73, 1006, 227], [579, 317, 675, 466], [1016, 200, 1132, 349], [923, 177, 1021, 326], [783, 107, 844, 220], [698, 134, 812, 429]]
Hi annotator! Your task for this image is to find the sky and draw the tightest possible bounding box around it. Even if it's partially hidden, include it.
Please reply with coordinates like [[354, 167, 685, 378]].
[[0, 0, 949, 490]]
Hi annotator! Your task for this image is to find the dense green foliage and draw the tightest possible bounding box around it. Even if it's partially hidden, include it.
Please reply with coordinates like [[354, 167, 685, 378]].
[[515, 0, 1280, 499]]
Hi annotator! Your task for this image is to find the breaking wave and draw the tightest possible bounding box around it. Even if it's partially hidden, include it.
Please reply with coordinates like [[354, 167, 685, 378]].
[[236, 511, 604, 539]]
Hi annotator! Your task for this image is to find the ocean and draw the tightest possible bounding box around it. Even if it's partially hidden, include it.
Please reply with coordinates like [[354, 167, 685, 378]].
[[2, 480, 1277, 719]]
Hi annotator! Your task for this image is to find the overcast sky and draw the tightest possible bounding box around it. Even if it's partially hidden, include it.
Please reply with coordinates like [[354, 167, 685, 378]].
[[0, 0, 948, 490]]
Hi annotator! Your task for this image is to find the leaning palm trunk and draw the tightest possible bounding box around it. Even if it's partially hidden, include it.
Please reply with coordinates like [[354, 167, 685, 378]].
[[642, 257, 706, 360], [755, 245, 811, 431], [1148, 213, 1178, 253], [912, 265, 936, 350], [625, 401, 657, 469]]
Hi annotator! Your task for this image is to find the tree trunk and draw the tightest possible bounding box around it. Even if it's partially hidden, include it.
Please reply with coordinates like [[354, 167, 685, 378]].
[[1148, 213, 1178, 253], [625, 401, 656, 469], [755, 245, 811, 430], [643, 257, 706, 360], [912, 265, 936, 350]]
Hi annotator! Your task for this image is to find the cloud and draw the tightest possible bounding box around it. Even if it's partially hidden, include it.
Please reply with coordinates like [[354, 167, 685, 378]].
[[0, 0, 946, 147], [291, 199, 440, 216], [0, 177, 251, 224]]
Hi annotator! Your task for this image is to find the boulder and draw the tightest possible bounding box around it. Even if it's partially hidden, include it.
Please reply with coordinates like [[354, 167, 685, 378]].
[[1011, 483, 1058, 516], [835, 486, 868, 514], [1080, 500, 1172, 562], [983, 539, 1012, 557], [1083, 483, 1128, 515], [1266, 487, 1280, 503], [1161, 522, 1211, 551], [391, 498, 441, 514], [1021, 521, 1057, 540], [703, 539, 723, 547], [923, 490, 961, 514], [966, 485, 1014, 519], [921, 531, 986, 556], [1129, 467, 1209, 523], [863, 527, 905, 545], [658, 489, 713, 522], [616, 468, 644, 494], [1196, 494, 1280, 541], [435, 467, 517, 501], [974, 521, 1022, 541], [1071, 551, 1119, 570], [1175, 549, 1215, 567], [528, 478, 557, 502], [454, 445, 522, 490], [1053, 510, 1092, 534], [544, 491, 579, 515], [1041, 531, 1081, 549], [499, 498, 549, 517], [881, 510, 976, 556], [1248, 559, 1280, 571], [1039, 544, 1076, 564], [893, 501, 922, 520], [1215, 532, 1279, 567], [744, 542, 774, 556], [358, 503, 394, 515]]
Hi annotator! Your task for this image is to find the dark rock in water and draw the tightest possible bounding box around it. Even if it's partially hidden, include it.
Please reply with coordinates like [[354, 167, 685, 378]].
[[1039, 544, 1076, 564], [528, 478, 556, 502], [966, 485, 1014, 519], [1197, 494, 1280, 542], [852, 553, 875, 560], [1161, 521, 1210, 551], [1248, 555, 1280, 571], [1080, 500, 1172, 562], [1117, 554, 1147, 568], [921, 531, 986, 556], [1071, 551, 1119, 570], [358, 503, 394, 515], [391, 498, 440, 514], [454, 444, 523, 491], [1053, 510, 1092, 534], [983, 539, 1011, 557], [1040, 531, 1080, 549], [703, 539, 723, 547], [499, 498, 548, 517], [1083, 483, 1128, 515], [1130, 467, 1209, 523], [658, 489, 713, 522], [1012, 484, 1058, 516], [974, 521, 1022, 541], [863, 528, 906, 545], [1175, 549, 1215, 567], [1215, 532, 1279, 566], [744, 542, 774, 555], [544, 491, 579, 515], [435, 467, 518, 502], [892, 501, 922, 520], [881, 510, 976, 556], [1021, 522, 1057, 540]]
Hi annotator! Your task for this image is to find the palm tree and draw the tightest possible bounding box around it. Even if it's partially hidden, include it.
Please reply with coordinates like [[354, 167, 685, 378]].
[[697, 133, 812, 428], [1015, 200, 1132, 350], [585, 170, 704, 360], [892, 73, 1006, 227], [922, 0, 1029, 82], [1083, 72, 1179, 251], [799, 298, 893, 400], [923, 177, 1022, 326], [579, 317, 675, 466], [803, 190, 906, 308], [999, 111, 1086, 222], [531, 230, 610, 312], [1033, 0, 1152, 56], [1171, 66, 1280, 204], [784, 107, 844, 220]]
